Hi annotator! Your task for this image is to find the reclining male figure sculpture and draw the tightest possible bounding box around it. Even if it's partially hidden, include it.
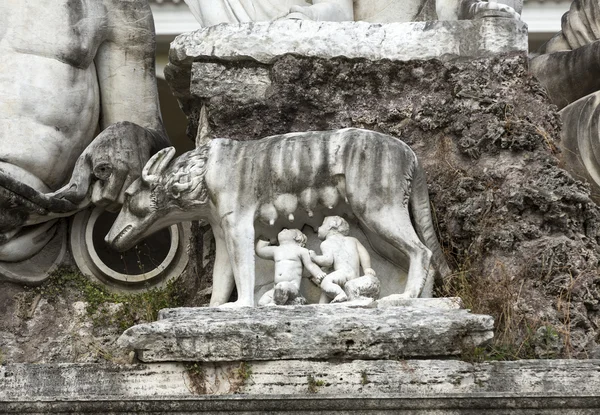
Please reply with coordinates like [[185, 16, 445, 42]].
[[0, 0, 170, 281]]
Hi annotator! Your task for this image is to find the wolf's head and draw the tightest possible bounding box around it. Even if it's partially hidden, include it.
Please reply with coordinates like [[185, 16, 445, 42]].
[[107, 146, 210, 251]]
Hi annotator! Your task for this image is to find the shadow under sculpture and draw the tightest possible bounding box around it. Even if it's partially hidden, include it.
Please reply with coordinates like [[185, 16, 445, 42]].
[[107, 128, 451, 307], [0, 1, 171, 284]]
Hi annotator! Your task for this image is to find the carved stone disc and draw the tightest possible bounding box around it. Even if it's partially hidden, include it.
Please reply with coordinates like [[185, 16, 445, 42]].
[[70, 207, 190, 292]]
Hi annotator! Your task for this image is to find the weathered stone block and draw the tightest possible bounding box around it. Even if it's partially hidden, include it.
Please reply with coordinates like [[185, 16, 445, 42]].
[[377, 296, 463, 309], [118, 305, 493, 362], [2, 360, 600, 413], [166, 18, 528, 113], [191, 63, 271, 104]]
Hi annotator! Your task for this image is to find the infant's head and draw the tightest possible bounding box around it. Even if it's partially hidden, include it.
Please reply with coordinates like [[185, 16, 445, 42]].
[[278, 228, 307, 247], [317, 216, 350, 240]]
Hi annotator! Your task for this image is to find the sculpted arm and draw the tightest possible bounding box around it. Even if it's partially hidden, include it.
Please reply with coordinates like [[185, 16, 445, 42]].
[[300, 250, 327, 281], [52, 0, 169, 210], [255, 240, 276, 260], [310, 243, 334, 268]]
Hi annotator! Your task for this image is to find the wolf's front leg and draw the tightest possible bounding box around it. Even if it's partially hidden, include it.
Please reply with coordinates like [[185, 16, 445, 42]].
[[221, 212, 256, 307], [209, 224, 235, 307]]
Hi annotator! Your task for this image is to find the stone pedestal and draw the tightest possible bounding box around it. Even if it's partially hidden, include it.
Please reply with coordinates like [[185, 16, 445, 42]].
[[118, 302, 493, 363]]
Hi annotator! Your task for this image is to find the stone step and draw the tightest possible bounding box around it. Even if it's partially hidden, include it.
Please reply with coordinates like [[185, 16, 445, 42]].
[[117, 305, 494, 362], [2, 360, 600, 414]]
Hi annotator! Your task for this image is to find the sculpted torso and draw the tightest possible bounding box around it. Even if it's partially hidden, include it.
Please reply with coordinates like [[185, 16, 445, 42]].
[[0, 0, 106, 191]]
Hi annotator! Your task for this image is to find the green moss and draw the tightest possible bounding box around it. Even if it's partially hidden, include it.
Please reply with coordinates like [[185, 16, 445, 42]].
[[28, 266, 183, 331], [307, 374, 325, 393], [237, 362, 252, 382], [360, 370, 369, 386], [186, 363, 207, 394]]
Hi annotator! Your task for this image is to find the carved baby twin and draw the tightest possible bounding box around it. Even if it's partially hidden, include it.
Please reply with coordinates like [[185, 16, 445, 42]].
[[256, 216, 381, 306]]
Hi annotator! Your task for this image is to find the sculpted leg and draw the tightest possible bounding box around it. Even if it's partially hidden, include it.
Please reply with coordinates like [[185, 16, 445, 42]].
[[288, 0, 353, 21], [0, 220, 58, 262], [437, 0, 520, 20], [321, 271, 348, 303], [209, 226, 235, 307], [402, 243, 434, 298], [360, 211, 432, 298], [273, 281, 300, 305], [221, 214, 256, 307], [258, 289, 275, 306]]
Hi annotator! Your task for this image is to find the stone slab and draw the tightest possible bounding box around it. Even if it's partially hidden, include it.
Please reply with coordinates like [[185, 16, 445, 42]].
[[166, 18, 528, 112], [377, 296, 463, 309], [191, 63, 271, 104], [170, 19, 527, 66], [118, 305, 493, 362], [2, 360, 600, 413]]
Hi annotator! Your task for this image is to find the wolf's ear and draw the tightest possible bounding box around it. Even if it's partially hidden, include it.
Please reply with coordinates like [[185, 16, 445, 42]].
[[142, 147, 177, 185]]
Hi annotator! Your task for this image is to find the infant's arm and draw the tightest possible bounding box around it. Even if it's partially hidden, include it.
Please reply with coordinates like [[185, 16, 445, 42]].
[[310, 242, 334, 268], [300, 248, 327, 284], [255, 239, 276, 260], [353, 237, 376, 276]]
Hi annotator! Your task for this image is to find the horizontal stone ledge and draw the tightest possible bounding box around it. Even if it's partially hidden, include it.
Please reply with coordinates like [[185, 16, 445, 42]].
[[117, 305, 493, 362], [2, 360, 600, 413], [2, 396, 600, 414], [166, 18, 528, 110]]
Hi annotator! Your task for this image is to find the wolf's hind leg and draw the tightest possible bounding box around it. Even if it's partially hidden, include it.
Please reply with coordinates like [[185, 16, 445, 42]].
[[360, 210, 433, 298]]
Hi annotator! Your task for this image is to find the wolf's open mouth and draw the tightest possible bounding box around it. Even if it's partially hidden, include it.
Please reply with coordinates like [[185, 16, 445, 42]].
[[112, 224, 133, 245]]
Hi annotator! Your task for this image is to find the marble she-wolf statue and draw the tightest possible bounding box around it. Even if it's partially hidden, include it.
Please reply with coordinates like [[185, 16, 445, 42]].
[[107, 128, 451, 307]]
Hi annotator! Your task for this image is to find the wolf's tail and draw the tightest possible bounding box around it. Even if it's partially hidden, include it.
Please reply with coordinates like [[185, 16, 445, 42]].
[[409, 158, 452, 285]]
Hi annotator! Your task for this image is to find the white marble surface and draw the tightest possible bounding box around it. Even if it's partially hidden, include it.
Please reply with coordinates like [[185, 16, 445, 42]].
[[170, 19, 528, 68], [118, 304, 494, 362], [107, 129, 450, 307]]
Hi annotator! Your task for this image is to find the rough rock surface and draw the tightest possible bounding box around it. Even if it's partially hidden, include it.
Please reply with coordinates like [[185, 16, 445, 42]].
[[118, 305, 494, 362], [167, 19, 528, 116], [177, 51, 600, 358], [0, 291, 122, 364]]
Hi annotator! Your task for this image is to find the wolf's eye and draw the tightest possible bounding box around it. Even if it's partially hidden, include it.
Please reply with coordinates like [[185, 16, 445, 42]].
[[128, 194, 151, 217]]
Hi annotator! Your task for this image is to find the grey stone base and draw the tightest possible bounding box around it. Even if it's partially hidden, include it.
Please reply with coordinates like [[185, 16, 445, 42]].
[[167, 18, 528, 112], [2, 360, 600, 413], [117, 304, 494, 362]]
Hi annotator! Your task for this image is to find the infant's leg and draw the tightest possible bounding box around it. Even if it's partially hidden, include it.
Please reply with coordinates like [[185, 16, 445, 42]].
[[258, 289, 275, 306], [321, 271, 348, 303], [273, 281, 300, 305]]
